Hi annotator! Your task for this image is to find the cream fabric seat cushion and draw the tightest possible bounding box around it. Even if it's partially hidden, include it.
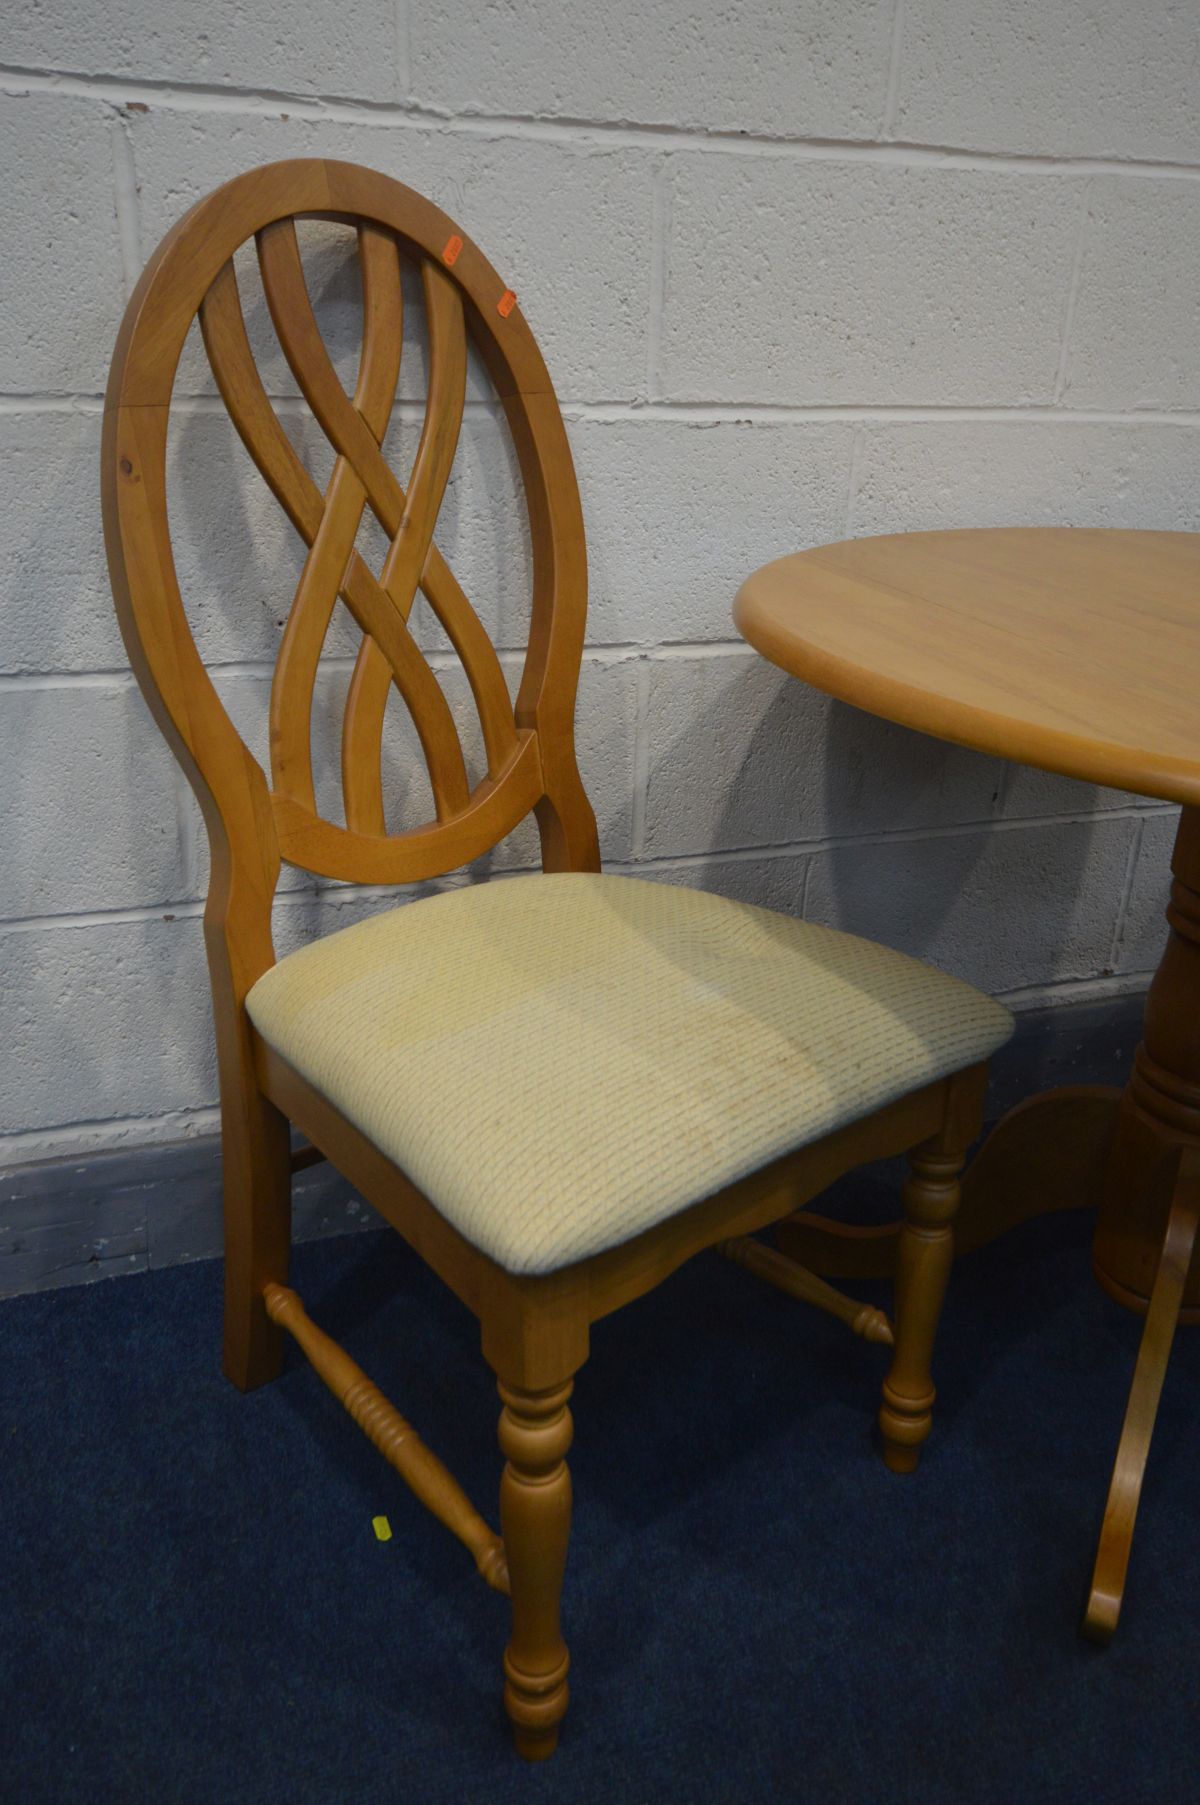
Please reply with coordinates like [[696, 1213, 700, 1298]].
[[247, 873, 1013, 1276]]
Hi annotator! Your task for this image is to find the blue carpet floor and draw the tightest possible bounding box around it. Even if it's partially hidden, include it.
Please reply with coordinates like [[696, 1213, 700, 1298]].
[[2, 1185, 1199, 1804]]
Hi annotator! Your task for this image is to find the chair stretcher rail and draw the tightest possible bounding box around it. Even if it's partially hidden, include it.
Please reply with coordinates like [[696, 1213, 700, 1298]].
[[289, 1142, 327, 1174], [717, 1236, 894, 1345], [263, 1283, 510, 1593]]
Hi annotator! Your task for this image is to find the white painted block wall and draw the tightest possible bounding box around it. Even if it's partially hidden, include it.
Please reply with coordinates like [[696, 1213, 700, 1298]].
[[1, 1, 1196, 1165]]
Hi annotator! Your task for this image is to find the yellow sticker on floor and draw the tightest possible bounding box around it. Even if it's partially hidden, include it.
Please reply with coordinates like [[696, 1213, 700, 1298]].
[[372, 1515, 392, 1542]]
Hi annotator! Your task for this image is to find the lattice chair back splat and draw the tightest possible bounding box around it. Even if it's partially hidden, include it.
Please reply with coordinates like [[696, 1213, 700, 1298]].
[[103, 158, 598, 1001]]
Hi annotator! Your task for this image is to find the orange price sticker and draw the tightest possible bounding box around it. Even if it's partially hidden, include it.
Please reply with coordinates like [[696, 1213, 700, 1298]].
[[497, 289, 517, 318], [442, 234, 463, 267]]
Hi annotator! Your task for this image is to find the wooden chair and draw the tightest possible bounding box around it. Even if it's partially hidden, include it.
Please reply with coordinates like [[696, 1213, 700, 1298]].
[[102, 159, 1014, 1759]]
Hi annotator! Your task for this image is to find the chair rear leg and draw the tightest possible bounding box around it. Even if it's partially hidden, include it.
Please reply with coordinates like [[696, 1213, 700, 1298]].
[[879, 1134, 966, 1473], [221, 1087, 292, 1392], [496, 1377, 574, 1760]]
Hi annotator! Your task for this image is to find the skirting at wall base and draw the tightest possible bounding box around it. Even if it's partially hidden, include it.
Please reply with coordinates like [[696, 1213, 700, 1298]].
[[0, 1135, 383, 1302], [0, 989, 1149, 1303]]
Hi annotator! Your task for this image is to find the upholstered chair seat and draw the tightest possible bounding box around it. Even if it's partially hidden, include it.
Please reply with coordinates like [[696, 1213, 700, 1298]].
[[248, 873, 1011, 1274]]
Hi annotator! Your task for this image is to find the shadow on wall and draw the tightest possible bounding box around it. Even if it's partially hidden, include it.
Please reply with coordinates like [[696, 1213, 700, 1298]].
[[651, 660, 1106, 998]]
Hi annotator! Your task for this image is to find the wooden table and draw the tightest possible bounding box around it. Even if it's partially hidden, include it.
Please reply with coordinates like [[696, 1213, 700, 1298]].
[[734, 526, 1200, 1643]]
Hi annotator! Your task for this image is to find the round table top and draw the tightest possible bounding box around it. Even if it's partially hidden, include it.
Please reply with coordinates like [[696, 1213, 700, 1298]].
[[734, 527, 1200, 808]]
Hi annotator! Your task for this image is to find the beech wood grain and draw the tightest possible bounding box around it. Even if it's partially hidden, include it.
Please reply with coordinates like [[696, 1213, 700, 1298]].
[[736, 528, 1200, 807]]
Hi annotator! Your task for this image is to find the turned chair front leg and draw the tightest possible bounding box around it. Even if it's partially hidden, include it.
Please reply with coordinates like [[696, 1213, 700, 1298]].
[[879, 1139, 965, 1473], [497, 1378, 574, 1760]]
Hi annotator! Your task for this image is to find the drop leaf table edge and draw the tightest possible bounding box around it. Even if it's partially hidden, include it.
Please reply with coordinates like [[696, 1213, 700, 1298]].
[[734, 526, 1200, 1643]]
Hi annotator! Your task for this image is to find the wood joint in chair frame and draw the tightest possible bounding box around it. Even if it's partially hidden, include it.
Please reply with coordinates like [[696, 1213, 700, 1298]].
[[718, 1236, 895, 1344], [263, 1283, 510, 1595]]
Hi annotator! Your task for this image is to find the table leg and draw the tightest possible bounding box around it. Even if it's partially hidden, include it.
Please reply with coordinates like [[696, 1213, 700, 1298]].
[[1094, 807, 1200, 1318], [1083, 1149, 1200, 1643]]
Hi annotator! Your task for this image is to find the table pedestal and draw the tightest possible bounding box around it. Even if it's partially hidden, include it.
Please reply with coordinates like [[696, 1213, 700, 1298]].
[[778, 806, 1200, 1642], [1083, 806, 1200, 1639], [1094, 808, 1200, 1314]]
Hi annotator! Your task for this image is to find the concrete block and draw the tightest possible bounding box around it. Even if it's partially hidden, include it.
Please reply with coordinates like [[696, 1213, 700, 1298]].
[[853, 414, 1200, 814], [660, 159, 1078, 405], [270, 883, 453, 962], [643, 849, 809, 916], [1065, 181, 1200, 411], [641, 651, 1002, 861], [805, 815, 1137, 994], [1115, 809, 1177, 975], [998, 767, 1145, 822], [438, 652, 638, 873], [163, 404, 527, 667], [197, 666, 390, 895], [409, 409, 532, 656], [1, 916, 217, 1136], [0, 684, 184, 918], [186, 649, 637, 894], [165, 376, 846, 675], [572, 418, 854, 645], [164, 409, 333, 669], [574, 656, 640, 867], [130, 110, 654, 403], [894, 0, 1200, 162], [0, 413, 128, 674], [853, 422, 1200, 540], [410, 0, 894, 140], [0, 93, 125, 394], [5, 0, 402, 102]]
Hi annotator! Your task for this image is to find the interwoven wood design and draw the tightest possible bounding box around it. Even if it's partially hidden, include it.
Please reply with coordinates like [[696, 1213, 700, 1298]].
[[202, 221, 518, 839], [104, 159, 598, 901], [207, 228, 512, 872]]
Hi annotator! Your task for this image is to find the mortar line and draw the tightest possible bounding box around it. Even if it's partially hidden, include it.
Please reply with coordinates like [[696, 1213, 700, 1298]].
[[168, 760, 198, 901], [843, 424, 866, 538], [645, 159, 672, 403], [0, 642, 722, 692], [395, 0, 411, 103], [607, 802, 1171, 871], [109, 105, 141, 297], [7, 633, 1200, 686], [1107, 812, 1146, 972], [799, 853, 814, 919], [0, 1105, 225, 1168], [0, 801, 1175, 936], [0, 963, 1159, 1170], [5, 63, 1200, 180], [880, 0, 906, 139], [992, 762, 1015, 819], [6, 637, 1199, 686], [8, 390, 1200, 426], [1053, 178, 1093, 404], [629, 657, 652, 860], [996, 971, 1153, 1010]]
